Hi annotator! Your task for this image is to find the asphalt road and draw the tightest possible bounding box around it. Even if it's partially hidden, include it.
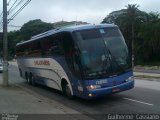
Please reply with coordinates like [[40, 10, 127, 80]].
[[2, 63, 160, 120]]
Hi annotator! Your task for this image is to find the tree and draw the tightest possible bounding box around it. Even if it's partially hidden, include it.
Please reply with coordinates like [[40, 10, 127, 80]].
[[102, 5, 141, 65], [20, 19, 54, 40], [7, 19, 54, 57], [102, 6, 145, 51], [146, 12, 160, 23], [125, 4, 139, 67], [102, 4, 160, 65], [137, 20, 160, 62]]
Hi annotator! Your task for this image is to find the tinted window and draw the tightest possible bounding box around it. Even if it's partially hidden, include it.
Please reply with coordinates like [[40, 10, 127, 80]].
[[42, 34, 64, 56], [49, 36, 64, 56], [28, 41, 41, 57], [73, 27, 131, 79], [16, 43, 29, 57], [62, 32, 81, 78]]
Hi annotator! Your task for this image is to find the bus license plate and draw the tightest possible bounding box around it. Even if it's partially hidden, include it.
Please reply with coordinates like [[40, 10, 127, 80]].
[[112, 88, 120, 92]]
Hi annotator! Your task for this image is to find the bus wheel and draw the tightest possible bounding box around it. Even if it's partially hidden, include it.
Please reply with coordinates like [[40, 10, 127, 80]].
[[25, 72, 29, 84], [64, 84, 73, 99], [19, 69, 22, 77], [30, 73, 36, 86]]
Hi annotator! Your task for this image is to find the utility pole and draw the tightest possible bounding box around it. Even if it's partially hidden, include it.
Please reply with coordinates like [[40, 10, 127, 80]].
[[131, 22, 134, 69], [3, 0, 8, 86]]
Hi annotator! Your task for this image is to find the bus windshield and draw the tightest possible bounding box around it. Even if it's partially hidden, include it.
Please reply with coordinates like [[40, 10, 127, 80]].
[[73, 27, 131, 79]]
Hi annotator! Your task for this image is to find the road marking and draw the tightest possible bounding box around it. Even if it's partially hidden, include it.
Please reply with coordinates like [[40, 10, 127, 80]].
[[123, 97, 154, 106]]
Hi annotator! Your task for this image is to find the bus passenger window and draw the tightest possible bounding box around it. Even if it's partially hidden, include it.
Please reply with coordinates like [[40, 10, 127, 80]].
[[44, 35, 64, 56], [49, 39, 64, 56]]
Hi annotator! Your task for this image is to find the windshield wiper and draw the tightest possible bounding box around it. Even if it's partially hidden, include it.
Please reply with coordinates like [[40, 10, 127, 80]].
[[106, 48, 126, 73]]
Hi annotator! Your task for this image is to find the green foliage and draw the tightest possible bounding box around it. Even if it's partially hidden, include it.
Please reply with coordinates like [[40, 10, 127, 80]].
[[136, 21, 160, 62], [102, 4, 160, 64], [20, 19, 54, 40], [7, 19, 54, 57]]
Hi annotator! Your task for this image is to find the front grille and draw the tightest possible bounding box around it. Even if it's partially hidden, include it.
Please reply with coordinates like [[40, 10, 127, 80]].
[[101, 81, 125, 88]]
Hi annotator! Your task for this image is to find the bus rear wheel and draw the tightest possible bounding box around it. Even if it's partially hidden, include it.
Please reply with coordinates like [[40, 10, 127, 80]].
[[25, 72, 31, 84], [30, 73, 36, 86]]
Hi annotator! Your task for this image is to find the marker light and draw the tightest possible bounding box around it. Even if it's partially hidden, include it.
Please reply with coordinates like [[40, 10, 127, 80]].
[[87, 85, 101, 90], [125, 76, 134, 82]]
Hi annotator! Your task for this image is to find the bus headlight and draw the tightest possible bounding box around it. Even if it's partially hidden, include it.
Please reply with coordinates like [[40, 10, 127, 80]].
[[87, 85, 101, 90], [125, 76, 134, 82]]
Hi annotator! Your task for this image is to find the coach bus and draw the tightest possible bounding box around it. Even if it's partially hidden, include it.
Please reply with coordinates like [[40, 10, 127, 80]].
[[16, 24, 134, 99]]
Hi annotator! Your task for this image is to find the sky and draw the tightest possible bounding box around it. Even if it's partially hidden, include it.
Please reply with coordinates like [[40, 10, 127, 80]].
[[0, 0, 160, 31]]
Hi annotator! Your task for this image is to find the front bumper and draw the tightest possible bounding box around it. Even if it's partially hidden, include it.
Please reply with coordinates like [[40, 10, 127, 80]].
[[82, 80, 134, 99]]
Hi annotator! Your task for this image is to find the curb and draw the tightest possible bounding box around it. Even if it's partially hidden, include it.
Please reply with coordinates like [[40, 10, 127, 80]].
[[134, 76, 160, 82]]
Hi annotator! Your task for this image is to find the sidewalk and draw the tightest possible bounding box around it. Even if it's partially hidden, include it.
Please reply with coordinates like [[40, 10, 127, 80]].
[[0, 78, 93, 120], [0, 85, 65, 114], [134, 72, 160, 78], [134, 67, 160, 80]]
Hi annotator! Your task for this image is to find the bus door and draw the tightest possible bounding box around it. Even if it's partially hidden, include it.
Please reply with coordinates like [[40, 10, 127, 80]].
[[62, 32, 84, 94]]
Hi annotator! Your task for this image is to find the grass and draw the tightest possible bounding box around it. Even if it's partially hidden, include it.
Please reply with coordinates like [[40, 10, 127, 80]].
[[134, 75, 160, 80], [135, 66, 160, 70], [135, 62, 160, 70], [136, 61, 160, 67]]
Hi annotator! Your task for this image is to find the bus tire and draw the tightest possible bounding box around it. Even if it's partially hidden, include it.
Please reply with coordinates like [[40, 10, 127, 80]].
[[19, 69, 22, 77], [65, 84, 73, 98], [62, 80, 73, 99], [26, 72, 31, 85], [25, 72, 28, 83], [30, 73, 36, 86]]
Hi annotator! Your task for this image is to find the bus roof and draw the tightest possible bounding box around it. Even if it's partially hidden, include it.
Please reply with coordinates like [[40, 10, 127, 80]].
[[62, 24, 117, 32], [16, 24, 117, 46]]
